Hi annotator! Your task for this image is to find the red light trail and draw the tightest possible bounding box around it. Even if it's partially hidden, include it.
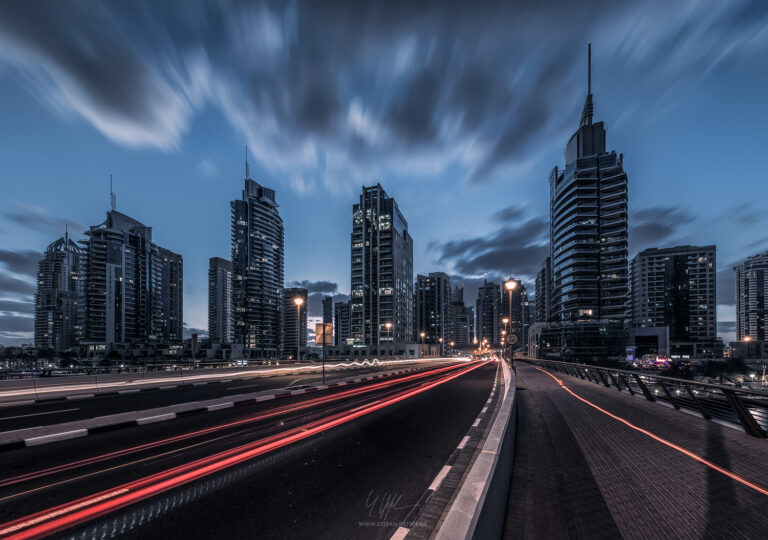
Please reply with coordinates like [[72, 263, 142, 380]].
[[0, 361, 485, 539]]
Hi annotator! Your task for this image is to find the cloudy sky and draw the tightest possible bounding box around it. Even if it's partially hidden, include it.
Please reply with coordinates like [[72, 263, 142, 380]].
[[1, 0, 767, 346]]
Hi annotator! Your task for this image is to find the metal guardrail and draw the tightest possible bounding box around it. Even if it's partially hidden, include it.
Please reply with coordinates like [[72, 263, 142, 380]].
[[527, 358, 768, 438]]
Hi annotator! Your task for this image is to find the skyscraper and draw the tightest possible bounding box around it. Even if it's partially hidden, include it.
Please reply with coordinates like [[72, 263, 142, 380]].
[[415, 272, 452, 350], [34, 232, 84, 352], [535, 257, 552, 324], [231, 171, 285, 359], [476, 281, 500, 346], [350, 184, 413, 345], [322, 296, 333, 325], [630, 246, 717, 342], [208, 257, 232, 344], [81, 210, 183, 351], [735, 250, 768, 341], [334, 300, 351, 346], [282, 287, 307, 359], [451, 286, 472, 347], [549, 44, 628, 323]]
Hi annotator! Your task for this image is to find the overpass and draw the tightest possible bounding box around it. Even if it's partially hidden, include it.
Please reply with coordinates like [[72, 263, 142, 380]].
[[0, 357, 765, 538]]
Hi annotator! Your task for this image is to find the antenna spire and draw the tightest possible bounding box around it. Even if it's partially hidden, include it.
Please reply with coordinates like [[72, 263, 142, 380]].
[[65, 223, 68, 244], [579, 42, 594, 126], [110, 175, 116, 211], [245, 146, 251, 179]]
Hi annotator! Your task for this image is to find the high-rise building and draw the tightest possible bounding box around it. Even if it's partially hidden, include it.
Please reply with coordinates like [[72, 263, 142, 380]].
[[501, 278, 530, 350], [414, 273, 452, 350], [208, 257, 232, 344], [334, 300, 351, 346], [322, 296, 333, 325], [476, 281, 500, 346], [735, 250, 768, 341], [82, 210, 183, 351], [350, 184, 413, 345], [34, 232, 84, 351], [231, 172, 285, 359], [630, 246, 716, 342], [535, 257, 552, 324], [282, 288, 307, 359], [549, 44, 628, 323], [451, 286, 472, 346]]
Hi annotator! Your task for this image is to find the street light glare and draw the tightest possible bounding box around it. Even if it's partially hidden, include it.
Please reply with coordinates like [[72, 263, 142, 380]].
[[294, 297, 304, 306], [504, 280, 517, 291]]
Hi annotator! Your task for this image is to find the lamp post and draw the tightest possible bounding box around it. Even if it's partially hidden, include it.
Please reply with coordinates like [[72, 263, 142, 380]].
[[502, 317, 509, 362], [420, 331, 426, 357], [385, 322, 392, 359], [294, 296, 304, 364], [450, 341, 455, 357], [504, 280, 518, 363], [439, 337, 443, 357]]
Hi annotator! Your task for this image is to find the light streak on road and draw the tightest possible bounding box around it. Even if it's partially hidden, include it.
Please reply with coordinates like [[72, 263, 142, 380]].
[[0, 362, 472, 490], [0, 361, 485, 539]]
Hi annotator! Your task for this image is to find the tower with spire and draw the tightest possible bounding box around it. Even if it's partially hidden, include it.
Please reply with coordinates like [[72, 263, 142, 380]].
[[548, 43, 629, 325]]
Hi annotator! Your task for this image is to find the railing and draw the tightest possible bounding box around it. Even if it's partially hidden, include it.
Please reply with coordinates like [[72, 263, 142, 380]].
[[526, 358, 768, 438]]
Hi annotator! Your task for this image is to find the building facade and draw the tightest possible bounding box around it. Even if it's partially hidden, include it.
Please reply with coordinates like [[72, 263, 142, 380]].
[[549, 46, 628, 324], [81, 210, 183, 352], [282, 287, 307, 359], [322, 296, 333, 325], [535, 257, 552, 324], [735, 250, 768, 341], [231, 177, 285, 359], [476, 281, 501, 347], [34, 233, 84, 351], [414, 272, 452, 352], [208, 257, 232, 344], [451, 286, 473, 347], [334, 300, 351, 346], [630, 245, 717, 342], [350, 184, 413, 345]]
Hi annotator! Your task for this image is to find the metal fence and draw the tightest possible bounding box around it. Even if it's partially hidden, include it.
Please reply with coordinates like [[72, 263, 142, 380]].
[[526, 358, 768, 438]]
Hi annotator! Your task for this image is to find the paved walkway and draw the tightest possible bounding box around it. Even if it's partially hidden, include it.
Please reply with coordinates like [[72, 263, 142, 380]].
[[504, 363, 768, 539]]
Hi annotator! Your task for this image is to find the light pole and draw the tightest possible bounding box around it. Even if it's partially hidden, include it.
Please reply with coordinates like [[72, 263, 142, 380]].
[[294, 296, 304, 364], [420, 331, 426, 357], [502, 317, 509, 363], [450, 341, 455, 357], [439, 337, 443, 357], [504, 280, 517, 362], [385, 322, 392, 359]]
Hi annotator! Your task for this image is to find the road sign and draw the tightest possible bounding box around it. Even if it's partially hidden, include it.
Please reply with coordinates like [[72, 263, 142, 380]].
[[315, 323, 333, 346], [506, 333, 519, 345]]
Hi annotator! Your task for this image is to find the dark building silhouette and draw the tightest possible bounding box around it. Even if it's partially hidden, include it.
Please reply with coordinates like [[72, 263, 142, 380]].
[[535, 257, 552, 324], [322, 296, 333, 325], [415, 272, 452, 353], [231, 167, 284, 359], [208, 257, 232, 344], [735, 250, 768, 341], [476, 281, 500, 347], [334, 300, 351, 346], [451, 286, 473, 347], [350, 184, 413, 345], [34, 232, 84, 352]]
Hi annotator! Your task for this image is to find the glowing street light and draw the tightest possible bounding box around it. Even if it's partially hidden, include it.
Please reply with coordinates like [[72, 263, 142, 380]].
[[385, 321, 392, 342], [294, 296, 304, 363], [503, 280, 518, 362]]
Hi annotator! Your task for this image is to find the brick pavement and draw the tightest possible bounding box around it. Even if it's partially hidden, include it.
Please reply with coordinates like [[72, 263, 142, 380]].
[[503, 363, 768, 539]]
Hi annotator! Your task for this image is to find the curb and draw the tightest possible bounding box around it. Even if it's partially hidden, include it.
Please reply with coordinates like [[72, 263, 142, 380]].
[[0, 366, 440, 453]]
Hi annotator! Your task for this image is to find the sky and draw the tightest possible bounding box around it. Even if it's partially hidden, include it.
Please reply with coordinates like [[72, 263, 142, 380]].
[[1, 0, 767, 346]]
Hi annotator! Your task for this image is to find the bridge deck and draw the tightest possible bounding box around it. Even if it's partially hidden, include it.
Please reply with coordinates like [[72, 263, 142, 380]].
[[504, 363, 768, 539]]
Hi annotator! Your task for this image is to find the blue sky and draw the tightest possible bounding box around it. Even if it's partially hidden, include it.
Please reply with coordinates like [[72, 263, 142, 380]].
[[1, 1, 767, 345]]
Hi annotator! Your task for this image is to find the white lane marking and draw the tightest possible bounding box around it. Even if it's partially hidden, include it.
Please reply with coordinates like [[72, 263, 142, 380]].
[[66, 394, 94, 400], [193, 382, 208, 386], [256, 395, 275, 402], [457, 435, 470, 450], [472, 419, 480, 427], [25, 428, 87, 446], [390, 527, 410, 540], [206, 402, 234, 412], [428, 465, 452, 491], [481, 407, 487, 414], [136, 413, 176, 425], [226, 383, 260, 391], [315, 385, 328, 390], [118, 389, 140, 394], [290, 389, 306, 396], [0, 407, 80, 421], [158, 385, 177, 390], [0, 400, 36, 408]]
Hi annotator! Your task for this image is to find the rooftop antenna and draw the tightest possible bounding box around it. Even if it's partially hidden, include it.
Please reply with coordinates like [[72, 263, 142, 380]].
[[65, 223, 68, 244], [110, 174, 116, 211], [580, 42, 594, 126], [245, 146, 251, 179]]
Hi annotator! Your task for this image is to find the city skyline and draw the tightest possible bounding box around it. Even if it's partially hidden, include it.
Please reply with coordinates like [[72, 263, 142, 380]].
[[2, 2, 768, 345]]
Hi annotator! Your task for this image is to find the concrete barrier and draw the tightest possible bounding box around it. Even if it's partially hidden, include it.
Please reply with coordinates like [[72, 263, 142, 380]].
[[434, 361, 517, 540]]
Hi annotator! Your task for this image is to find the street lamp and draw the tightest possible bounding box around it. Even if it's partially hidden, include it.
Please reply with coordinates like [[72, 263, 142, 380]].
[[420, 331, 426, 357], [439, 337, 443, 357], [450, 341, 455, 356], [385, 321, 392, 341], [504, 280, 517, 362], [294, 296, 304, 363]]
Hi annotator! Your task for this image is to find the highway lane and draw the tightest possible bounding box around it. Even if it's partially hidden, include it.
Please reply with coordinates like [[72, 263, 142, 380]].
[[0, 360, 496, 539], [0, 362, 448, 432]]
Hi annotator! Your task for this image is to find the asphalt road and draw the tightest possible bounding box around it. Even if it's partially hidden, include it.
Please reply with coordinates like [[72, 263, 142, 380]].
[[0, 361, 497, 539], [0, 363, 444, 432]]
